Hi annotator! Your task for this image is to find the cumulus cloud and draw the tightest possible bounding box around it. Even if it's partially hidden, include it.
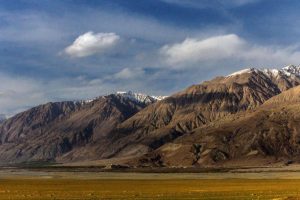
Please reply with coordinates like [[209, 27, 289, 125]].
[[64, 32, 120, 57], [160, 34, 300, 68], [161, 34, 243, 66]]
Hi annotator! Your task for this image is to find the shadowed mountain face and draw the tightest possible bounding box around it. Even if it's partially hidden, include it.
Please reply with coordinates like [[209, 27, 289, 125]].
[[157, 86, 300, 167], [1, 66, 300, 167], [0, 101, 81, 144], [99, 67, 300, 165], [0, 94, 147, 164]]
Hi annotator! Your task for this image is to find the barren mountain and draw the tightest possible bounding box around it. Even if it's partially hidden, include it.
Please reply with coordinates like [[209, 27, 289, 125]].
[[96, 66, 300, 166], [0, 101, 81, 144], [1, 65, 300, 167], [0, 94, 148, 164], [154, 85, 300, 167]]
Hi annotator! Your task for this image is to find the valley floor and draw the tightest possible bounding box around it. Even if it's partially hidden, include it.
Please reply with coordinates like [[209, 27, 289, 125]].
[[0, 169, 300, 199]]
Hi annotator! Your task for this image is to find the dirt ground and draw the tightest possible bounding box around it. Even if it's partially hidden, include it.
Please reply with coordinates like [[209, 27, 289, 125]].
[[0, 169, 299, 199]]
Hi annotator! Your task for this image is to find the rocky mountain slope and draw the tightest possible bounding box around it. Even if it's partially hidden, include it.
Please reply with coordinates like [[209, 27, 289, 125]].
[[155, 85, 300, 167], [94, 65, 300, 165], [1, 65, 300, 167], [0, 93, 152, 164]]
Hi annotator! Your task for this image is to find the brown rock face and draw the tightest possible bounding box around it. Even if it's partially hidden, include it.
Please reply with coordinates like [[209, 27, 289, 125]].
[[159, 86, 300, 167], [103, 69, 300, 164], [0, 101, 81, 144], [0, 94, 147, 164]]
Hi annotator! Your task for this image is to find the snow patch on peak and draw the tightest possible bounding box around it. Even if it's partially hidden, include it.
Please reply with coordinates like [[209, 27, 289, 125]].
[[227, 68, 257, 77], [228, 65, 300, 78], [262, 69, 280, 77], [81, 97, 100, 104], [151, 95, 168, 101], [76, 91, 167, 106], [281, 65, 300, 76], [76, 96, 103, 105], [116, 91, 166, 104]]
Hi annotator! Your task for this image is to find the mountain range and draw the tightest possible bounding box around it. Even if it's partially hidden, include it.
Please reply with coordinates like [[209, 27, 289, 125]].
[[1, 65, 300, 167]]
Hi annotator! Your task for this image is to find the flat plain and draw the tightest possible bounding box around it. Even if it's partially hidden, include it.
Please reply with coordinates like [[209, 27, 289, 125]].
[[1, 169, 300, 200]]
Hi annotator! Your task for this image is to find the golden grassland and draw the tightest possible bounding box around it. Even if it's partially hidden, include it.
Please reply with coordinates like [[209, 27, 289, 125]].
[[0, 178, 300, 200]]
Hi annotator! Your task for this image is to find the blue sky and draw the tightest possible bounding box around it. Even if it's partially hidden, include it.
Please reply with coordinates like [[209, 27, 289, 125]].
[[1, 0, 300, 115]]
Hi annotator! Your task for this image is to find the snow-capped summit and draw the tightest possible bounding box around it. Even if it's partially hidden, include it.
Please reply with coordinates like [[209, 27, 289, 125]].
[[151, 95, 168, 101], [281, 65, 300, 76], [228, 65, 300, 78], [76, 91, 167, 106], [227, 68, 257, 77], [116, 91, 167, 104]]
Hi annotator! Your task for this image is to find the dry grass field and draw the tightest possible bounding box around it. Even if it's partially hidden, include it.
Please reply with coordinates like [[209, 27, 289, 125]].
[[0, 178, 300, 199]]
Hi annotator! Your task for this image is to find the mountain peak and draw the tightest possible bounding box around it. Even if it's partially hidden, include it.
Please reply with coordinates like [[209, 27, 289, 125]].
[[2, 64, 300, 167], [116, 91, 167, 104], [281, 65, 300, 76], [228, 65, 300, 78], [227, 68, 257, 77], [76, 91, 167, 106]]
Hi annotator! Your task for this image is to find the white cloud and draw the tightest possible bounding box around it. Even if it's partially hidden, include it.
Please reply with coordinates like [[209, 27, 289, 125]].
[[0, 12, 62, 43], [64, 32, 120, 58], [161, 34, 243, 66], [0, 68, 163, 117], [161, 0, 259, 8], [160, 34, 300, 68], [113, 68, 145, 79], [229, 0, 259, 6], [0, 74, 48, 116]]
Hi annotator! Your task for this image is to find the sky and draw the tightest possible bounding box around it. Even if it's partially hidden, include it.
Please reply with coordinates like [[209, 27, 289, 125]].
[[1, 0, 300, 116]]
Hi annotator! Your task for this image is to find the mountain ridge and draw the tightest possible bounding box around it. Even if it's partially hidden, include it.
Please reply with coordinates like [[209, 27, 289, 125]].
[[0, 94, 149, 164], [1, 65, 300, 167]]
